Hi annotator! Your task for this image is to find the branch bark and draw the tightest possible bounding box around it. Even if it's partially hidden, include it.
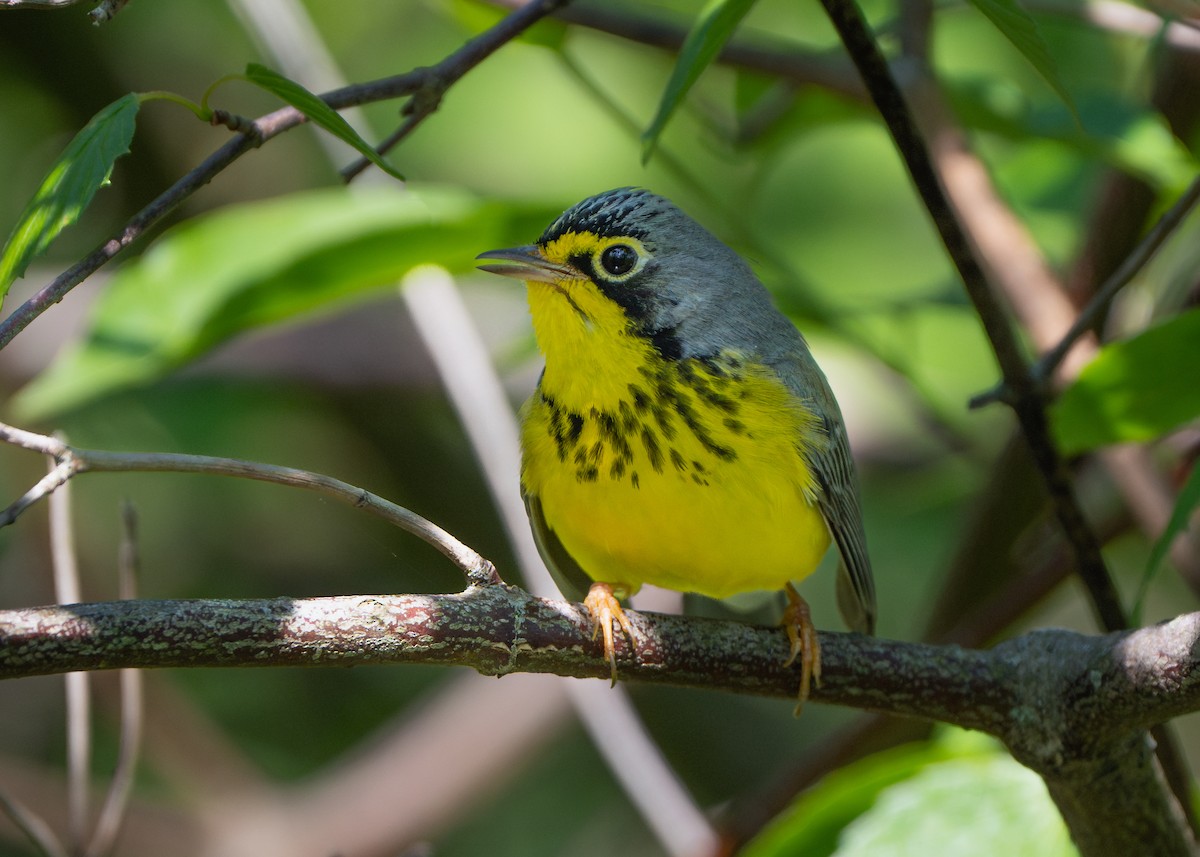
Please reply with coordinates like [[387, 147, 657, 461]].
[[2, 589, 1199, 854]]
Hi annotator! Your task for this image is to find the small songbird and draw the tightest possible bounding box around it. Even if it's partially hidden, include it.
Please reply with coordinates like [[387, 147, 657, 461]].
[[478, 188, 875, 704]]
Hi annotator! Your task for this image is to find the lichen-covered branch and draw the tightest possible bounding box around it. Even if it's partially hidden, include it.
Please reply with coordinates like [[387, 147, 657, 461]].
[[0, 586, 1194, 710], [4, 588, 1199, 854]]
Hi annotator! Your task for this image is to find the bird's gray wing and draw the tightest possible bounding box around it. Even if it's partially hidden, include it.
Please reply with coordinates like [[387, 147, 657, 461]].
[[774, 351, 877, 635], [815, 410, 876, 635]]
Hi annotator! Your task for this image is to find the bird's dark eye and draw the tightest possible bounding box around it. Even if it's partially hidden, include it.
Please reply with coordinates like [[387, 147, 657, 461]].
[[599, 244, 638, 277]]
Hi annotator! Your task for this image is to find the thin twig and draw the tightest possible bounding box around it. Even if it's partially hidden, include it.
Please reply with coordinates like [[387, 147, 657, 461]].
[[1035, 173, 1200, 384], [816, 0, 1200, 832], [0, 790, 68, 857], [1034, 0, 1200, 51], [486, 0, 865, 99], [340, 0, 568, 181], [0, 422, 499, 586], [48, 444, 91, 853], [817, 0, 1129, 633], [84, 502, 143, 857]]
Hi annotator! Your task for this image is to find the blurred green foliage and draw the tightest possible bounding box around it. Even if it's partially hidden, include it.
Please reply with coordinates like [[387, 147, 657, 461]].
[[746, 730, 1076, 857], [0, 0, 1197, 856]]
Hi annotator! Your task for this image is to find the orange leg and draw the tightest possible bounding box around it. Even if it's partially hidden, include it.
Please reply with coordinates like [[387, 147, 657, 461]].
[[583, 582, 635, 685], [783, 582, 821, 713]]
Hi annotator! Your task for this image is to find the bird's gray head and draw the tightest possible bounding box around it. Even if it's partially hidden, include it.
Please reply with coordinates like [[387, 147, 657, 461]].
[[535, 187, 789, 360]]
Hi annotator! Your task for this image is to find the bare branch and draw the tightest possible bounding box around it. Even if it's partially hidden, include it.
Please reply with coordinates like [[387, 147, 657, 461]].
[[0, 789, 68, 857], [487, 0, 865, 100], [2, 591, 1199, 855], [0, 421, 499, 586], [46, 448, 91, 853], [1036, 173, 1200, 383], [0, 592, 1192, 717], [84, 502, 143, 857], [817, 0, 1128, 638], [342, 0, 569, 181]]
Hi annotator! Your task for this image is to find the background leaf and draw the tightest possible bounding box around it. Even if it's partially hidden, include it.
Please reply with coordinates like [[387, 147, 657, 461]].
[[13, 186, 503, 420], [1135, 463, 1200, 621], [641, 0, 757, 162], [946, 81, 1198, 193], [965, 0, 1077, 120], [244, 63, 405, 180], [744, 730, 1076, 857], [0, 93, 138, 304], [1052, 308, 1200, 455]]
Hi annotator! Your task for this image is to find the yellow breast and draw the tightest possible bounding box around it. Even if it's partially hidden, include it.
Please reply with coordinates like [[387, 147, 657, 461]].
[[520, 289, 832, 599]]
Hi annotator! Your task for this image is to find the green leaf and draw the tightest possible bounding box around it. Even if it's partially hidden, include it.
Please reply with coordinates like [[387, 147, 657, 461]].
[[965, 0, 1078, 121], [641, 0, 758, 163], [0, 93, 139, 305], [243, 63, 405, 181], [837, 744, 1075, 856], [1134, 463, 1200, 622], [745, 730, 1075, 857], [1052, 308, 1200, 455], [946, 80, 1197, 193], [743, 742, 957, 857], [14, 186, 502, 420]]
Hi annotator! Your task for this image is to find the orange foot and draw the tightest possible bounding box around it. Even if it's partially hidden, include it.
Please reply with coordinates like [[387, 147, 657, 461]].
[[583, 582, 635, 685], [782, 582, 822, 714]]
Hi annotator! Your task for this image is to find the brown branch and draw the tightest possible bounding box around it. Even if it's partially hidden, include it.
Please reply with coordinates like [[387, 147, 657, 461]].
[[806, 1, 1200, 840], [0, 592, 1196, 723], [2, 591, 1199, 855], [0, 0, 564, 351], [816, 0, 1127, 637], [487, 0, 866, 100], [1038, 174, 1200, 384]]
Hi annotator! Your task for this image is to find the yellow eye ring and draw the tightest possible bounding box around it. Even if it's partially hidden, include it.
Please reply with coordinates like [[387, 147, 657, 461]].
[[593, 238, 649, 283]]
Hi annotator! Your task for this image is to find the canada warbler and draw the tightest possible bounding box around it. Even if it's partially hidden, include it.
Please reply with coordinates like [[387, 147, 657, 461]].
[[478, 188, 875, 704]]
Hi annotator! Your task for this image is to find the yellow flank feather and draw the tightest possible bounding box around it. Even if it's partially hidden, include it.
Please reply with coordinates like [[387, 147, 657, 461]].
[[519, 231, 831, 600]]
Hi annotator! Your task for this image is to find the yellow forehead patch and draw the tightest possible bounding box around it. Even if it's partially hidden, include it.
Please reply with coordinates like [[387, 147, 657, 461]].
[[541, 231, 649, 268]]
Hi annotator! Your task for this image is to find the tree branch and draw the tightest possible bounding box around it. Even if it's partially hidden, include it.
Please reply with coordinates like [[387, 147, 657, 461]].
[[816, 0, 1128, 637], [2, 591, 1199, 855], [486, 0, 865, 100], [2, 591, 1197, 721], [1035, 173, 1200, 384]]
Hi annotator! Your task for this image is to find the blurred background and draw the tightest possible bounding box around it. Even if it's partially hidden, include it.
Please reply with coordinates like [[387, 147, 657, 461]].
[[0, 1, 1197, 855]]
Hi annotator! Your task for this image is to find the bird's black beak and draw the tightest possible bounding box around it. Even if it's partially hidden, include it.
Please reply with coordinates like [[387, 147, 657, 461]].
[[476, 245, 577, 284]]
